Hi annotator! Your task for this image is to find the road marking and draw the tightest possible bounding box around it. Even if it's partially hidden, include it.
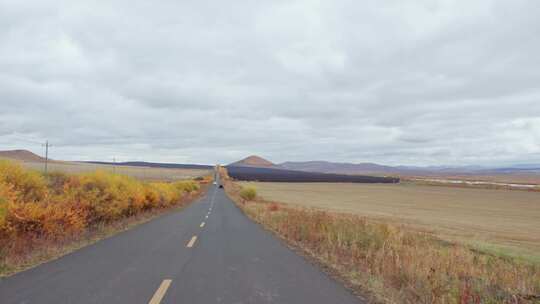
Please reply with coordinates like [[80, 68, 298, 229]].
[[200, 222, 205, 228], [205, 215, 208, 219], [186, 235, 198, 248], [148, 279, 172, 304]]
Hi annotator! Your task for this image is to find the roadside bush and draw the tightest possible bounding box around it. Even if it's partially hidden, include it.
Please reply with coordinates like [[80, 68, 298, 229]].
[[174, 180, 199, 193], [0, 161, 201, 258], [4, 201, 86, 242], [239, 186, 257, 201], [46, 171, 70, 195], [0, 160, 48, 203], [0, 182, 15, 221], [149, 182, 181, 208]]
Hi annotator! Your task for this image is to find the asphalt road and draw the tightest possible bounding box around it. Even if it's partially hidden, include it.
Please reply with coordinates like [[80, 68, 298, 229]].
[[0, 180, 362, 303]]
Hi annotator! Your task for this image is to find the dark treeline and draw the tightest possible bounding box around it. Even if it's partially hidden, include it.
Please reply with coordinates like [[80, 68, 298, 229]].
[[226, 166, 399, 183]]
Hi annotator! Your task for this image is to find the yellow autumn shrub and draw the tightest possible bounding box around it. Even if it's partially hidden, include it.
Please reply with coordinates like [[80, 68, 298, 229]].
[[0, 183, 13, 223], [0, 160, 48, 203], [149, 182, 182, 207], [239, 186, 257, 201], [0, 182, 16, 237], [174, 180, 199, 193], [0, 160, 200, 256], [4, 201, 86, 241]]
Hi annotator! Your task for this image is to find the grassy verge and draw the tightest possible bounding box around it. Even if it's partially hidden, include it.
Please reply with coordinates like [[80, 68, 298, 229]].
[[0, 160, 208, 276], [223, 179, 540, 304]]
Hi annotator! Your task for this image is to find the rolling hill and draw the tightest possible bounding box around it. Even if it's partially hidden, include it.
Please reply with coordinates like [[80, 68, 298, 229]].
[[0, 149, 46, 162], [228, 155, 276, 168]]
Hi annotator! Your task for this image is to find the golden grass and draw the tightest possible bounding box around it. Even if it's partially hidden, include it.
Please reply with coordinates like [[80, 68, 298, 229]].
[[239, 182, 540, 263], [226, 180, 540, 304]]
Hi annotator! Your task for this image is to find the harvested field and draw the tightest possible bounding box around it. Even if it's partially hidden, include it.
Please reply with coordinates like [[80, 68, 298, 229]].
[[239, 182, 540, 262], [0, 158, 210, 181]]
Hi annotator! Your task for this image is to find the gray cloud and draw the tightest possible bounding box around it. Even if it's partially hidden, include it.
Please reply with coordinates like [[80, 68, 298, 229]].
[[1, 0, 539, 166]]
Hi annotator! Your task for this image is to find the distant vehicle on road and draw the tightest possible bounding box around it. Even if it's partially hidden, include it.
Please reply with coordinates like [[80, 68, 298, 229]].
[[219, 185, 224, 188], [213, 181, 217, 185]]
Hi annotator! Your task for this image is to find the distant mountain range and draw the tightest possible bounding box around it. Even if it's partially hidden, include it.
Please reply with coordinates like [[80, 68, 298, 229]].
[[280, 161, 399, 175], [2, 150, 539, 176], [229, 155, 540, 176], [227, 156, 399, 183]]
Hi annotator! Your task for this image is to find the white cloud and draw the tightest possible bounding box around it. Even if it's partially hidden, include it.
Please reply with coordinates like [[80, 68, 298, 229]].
[[0, 0, 539, 165]]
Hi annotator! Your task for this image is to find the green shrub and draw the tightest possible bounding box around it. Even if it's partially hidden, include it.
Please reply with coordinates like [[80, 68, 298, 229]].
[[239, 186, 257, 201]]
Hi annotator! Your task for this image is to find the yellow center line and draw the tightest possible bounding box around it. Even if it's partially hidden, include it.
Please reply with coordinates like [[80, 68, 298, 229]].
[[148, 279, 172, 304], [186, 235, 198, 248], [200, 222, 205, 228]]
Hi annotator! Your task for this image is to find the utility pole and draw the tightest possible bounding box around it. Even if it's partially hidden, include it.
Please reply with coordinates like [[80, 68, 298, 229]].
[[113, 157, 116, 174], [43, 140, 50, 175]]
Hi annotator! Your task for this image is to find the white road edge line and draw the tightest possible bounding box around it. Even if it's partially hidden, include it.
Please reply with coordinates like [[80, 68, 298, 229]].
[[186, 235, 198, 248], [148, 279, 172, 304]]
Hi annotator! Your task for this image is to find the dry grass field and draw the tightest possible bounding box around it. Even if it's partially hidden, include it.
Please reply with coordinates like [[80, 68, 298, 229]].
[[0, 158, 210, 181], [239, 182, 540, 262]]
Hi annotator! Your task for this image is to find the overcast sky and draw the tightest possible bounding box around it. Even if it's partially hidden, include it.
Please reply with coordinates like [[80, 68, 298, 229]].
[[1, 0, 539, 166]]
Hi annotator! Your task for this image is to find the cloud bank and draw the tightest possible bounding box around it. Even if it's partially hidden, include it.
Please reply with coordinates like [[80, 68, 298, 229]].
[[1, 0, 539, 165]]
